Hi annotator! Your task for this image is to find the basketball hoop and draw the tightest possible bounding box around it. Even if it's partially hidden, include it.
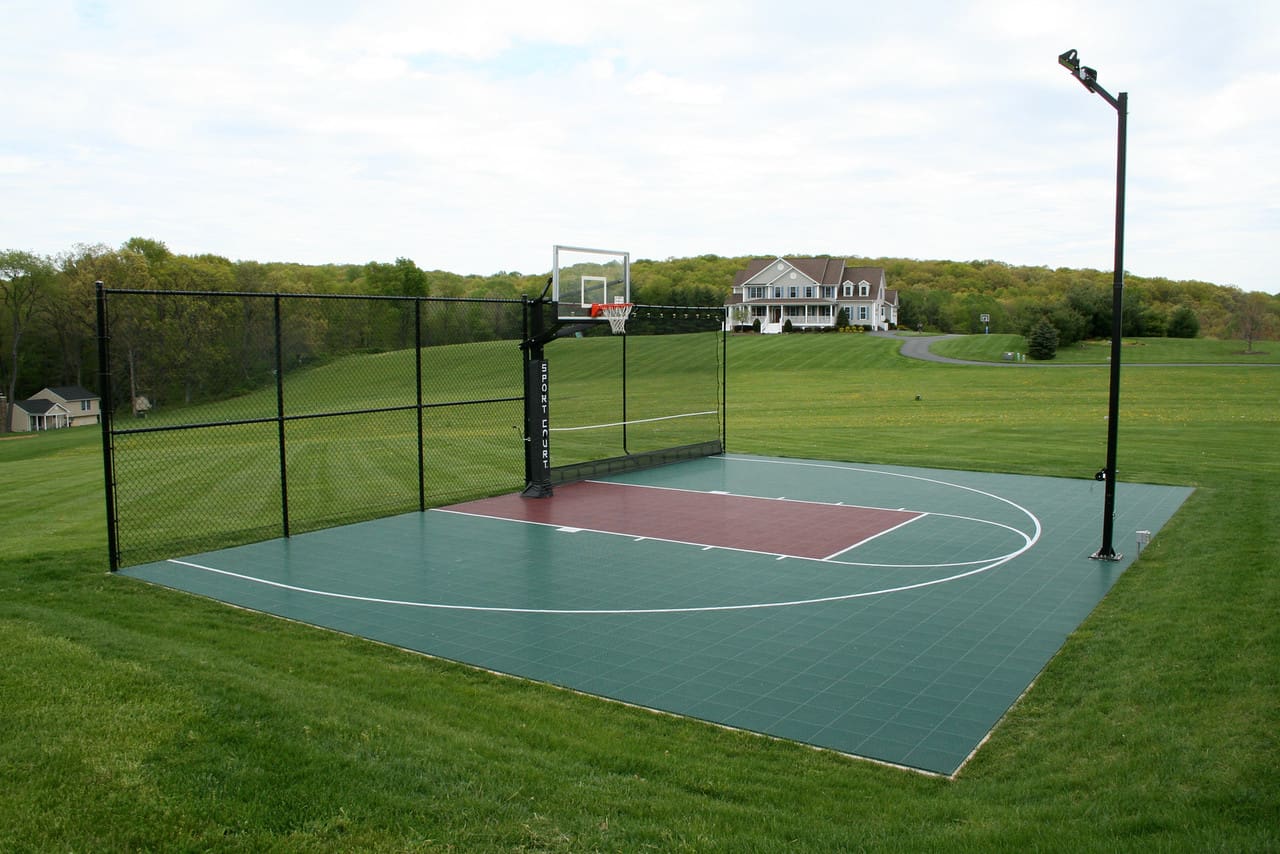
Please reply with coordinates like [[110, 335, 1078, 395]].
[[590, 302, 633, 334]]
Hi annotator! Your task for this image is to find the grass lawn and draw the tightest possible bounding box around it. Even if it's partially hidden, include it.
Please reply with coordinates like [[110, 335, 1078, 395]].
[[1, 334, 1276, 851], [931, 333, 1280, 364]]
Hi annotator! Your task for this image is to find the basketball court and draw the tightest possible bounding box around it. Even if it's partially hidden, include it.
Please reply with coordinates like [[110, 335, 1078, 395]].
[[120, 453, 1192, 776]]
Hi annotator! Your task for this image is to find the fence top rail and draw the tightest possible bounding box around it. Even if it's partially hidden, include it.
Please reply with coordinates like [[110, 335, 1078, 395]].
[[98, 289, 725, 314], [633, 303, 726, 312], [99, 287, 528, 305]]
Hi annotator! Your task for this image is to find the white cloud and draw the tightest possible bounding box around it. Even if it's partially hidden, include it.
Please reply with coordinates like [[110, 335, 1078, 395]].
[[0, 0, 1276, 292]]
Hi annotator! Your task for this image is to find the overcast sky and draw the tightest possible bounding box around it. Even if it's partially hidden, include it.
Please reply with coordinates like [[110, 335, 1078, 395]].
[[4, 1, 1277, 292]]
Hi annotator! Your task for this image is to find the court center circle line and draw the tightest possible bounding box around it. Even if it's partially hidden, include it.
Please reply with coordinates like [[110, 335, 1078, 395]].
[[164, 461, 1043, 615]]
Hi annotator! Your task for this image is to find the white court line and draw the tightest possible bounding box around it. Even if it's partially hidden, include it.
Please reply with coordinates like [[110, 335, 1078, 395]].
[[165, 552, 1027, 616], [823, 512, 927, 561], [436, 486, 1035, 570], [160, 458, 1044, 616], [432, 506, 846, 563], [717, 454, 1044, 548], [592, 479, 912, 515]]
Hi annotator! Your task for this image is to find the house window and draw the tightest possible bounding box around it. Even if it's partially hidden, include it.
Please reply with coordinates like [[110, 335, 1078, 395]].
[[789, 286, 798, 298], [858, 306, 869, 321], [859, 283, 869, 297], [747, 286, 765, 300], [773, 287, 784, 298], [81, 400, 92, 411], [804, 286, 814, 298], [823, 287, 835, 299], [842, 284, 853, 297]]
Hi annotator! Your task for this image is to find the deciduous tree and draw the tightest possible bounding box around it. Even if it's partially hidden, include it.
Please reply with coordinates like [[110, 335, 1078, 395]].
[[1231, 290, 1278, 352], [1, 250, 57, 430]]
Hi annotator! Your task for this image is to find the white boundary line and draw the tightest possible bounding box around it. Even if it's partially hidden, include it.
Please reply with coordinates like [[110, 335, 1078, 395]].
[[718, 454, 1044, 544], [568, 480, 1036, 569], [822, 513, 926, 560], [163, 460, 1044, 616], [167, 552, 1023, 616]]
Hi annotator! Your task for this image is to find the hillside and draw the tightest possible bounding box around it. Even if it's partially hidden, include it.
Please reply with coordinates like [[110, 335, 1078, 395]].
[[4, 240, 1277, 402]]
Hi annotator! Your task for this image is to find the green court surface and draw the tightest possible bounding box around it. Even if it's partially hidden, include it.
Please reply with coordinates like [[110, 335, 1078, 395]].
[[121, 454, 1192, 775]]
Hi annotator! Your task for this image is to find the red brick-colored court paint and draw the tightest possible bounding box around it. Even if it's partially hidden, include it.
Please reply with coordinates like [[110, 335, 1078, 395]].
[[445, 480, 922, 560]]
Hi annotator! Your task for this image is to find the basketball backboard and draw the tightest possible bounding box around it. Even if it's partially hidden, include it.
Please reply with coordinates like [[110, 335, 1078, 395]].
[[552, 245, 630, 321]]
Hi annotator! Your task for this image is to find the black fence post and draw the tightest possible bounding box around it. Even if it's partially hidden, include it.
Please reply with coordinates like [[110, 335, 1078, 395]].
[[621, 330, 629, 454], [95, 281, 119, 572], [274, 294, 290, 538], [416, 298, 426, 512], [722, 308, 728, 452]]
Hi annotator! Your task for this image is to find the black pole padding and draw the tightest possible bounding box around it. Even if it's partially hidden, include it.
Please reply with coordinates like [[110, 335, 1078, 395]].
[[521, 295, 553, 497]]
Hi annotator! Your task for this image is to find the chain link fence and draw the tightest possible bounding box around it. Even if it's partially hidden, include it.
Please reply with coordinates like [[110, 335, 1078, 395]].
[[98, 288, 528, 568], [98, 289, 727, 569]]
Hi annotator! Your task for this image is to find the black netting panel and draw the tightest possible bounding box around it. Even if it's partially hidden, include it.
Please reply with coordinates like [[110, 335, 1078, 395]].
[[544, 304, 725, 480]]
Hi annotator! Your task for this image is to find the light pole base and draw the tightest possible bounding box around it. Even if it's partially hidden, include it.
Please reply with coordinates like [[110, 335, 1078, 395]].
[[1090, 549, 1123, 562]]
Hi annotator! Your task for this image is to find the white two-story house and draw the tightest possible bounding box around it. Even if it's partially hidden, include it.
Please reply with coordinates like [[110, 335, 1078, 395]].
[[725, 256, 898, 333]]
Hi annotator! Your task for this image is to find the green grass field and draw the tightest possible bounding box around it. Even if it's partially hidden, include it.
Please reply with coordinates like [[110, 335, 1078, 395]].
[[932, 332, 1280, 364], [2, 334, 1276, 851]]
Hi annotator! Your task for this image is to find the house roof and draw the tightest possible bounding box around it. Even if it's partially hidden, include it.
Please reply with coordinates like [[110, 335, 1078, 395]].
[[42, 385, 98, 402], [15, 399, 61, 415], [732, 257, 893, 300], [843, 266, 885, 286], [788, 257, 847, 286], [733, 256, 852, 287]]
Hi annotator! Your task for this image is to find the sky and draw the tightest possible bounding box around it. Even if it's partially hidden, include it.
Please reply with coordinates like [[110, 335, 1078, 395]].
[[3, 1, 1278, 293]]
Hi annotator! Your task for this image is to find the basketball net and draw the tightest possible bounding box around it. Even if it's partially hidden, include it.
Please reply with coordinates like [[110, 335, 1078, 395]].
[[590, 302, 633, 335]]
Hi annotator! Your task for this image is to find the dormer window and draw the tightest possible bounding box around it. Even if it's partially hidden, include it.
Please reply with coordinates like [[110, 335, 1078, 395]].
[[859, 283, 869, 297], [842, 283, 853, 297]]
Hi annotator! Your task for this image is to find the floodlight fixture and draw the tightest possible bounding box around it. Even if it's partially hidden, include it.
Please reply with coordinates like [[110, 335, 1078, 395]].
[[1059, 48, 1116, 108]]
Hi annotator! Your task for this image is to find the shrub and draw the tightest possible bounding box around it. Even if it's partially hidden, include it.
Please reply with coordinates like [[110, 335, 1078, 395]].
[[1167, 305, 1200, 338]]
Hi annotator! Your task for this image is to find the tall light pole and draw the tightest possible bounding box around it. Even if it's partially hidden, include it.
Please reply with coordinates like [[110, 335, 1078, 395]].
[[1058, 48, 1127, 561]]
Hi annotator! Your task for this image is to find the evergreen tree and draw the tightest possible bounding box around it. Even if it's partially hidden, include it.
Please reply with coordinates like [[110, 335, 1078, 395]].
[[1027, 318, 1060, 360], [1166, 305, 1200, 338]]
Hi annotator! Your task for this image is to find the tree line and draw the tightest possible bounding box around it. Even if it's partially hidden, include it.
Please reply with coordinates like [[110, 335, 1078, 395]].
[[3, 240, 1277, 428]]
